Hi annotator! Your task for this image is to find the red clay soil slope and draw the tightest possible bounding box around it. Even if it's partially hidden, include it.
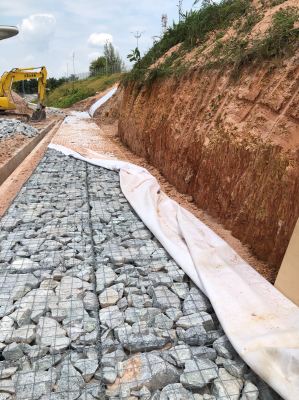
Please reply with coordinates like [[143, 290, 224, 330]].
[[118, 49, 299, 277]]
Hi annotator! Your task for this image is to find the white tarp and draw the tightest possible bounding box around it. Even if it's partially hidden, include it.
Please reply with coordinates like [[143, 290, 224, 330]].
[[49, 142, 299, 400], [88, 87, 117, 117]]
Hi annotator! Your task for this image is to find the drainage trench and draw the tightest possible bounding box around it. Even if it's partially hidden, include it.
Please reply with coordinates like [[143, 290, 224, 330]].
[[0, 149, 280, 399]]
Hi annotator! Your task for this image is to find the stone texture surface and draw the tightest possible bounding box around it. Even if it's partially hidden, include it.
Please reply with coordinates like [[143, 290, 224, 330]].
[[0, 119, 38, 140], [0, 149, 275, 399]]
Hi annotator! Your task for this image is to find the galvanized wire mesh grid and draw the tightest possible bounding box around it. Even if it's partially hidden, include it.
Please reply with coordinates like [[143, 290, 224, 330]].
[[0, 149, 281, 400]]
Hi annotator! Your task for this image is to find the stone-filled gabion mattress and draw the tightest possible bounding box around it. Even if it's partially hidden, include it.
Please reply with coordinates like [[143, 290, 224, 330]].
[[0, 119, 38, 141], [0, 149, 280, 399]]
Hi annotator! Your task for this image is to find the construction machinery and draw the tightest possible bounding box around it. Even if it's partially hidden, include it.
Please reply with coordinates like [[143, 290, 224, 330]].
[[0, 66, 47, 121]]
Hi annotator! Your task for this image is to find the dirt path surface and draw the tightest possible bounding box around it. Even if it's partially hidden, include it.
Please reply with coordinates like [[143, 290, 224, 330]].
[[0, 135, 29, 166]]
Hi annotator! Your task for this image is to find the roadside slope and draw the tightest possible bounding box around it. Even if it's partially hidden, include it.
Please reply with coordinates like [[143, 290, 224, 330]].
[[118, 0, 299, 277]]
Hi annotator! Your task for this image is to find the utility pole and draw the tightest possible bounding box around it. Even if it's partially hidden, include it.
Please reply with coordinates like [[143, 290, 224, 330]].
[[131, 31, 144, 49], [72, 52, 75, 76], [177, 0, 183, 22], [66, 62, 69, 79], [72, 52, 75, 91]]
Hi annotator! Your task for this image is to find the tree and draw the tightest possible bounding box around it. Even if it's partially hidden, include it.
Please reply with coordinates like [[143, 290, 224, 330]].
[[89, 56, 107, 76], [103, 41, 125, 74]]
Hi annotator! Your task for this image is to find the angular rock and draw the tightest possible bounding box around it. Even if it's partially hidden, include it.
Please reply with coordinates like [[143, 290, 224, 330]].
[[213, 336, 235, 359], [212, 368, 243, 400], [160, 383, 193, 400], [9, 258, 39, 273], [9, 308, 31, 327], [151, 313, 173, 330], [99, 305, 124, 329], [125, 307, 161, 324], [182, 326, 209, 346], [0, 317, 14, 343], [171, 282, 189, 299], [180, 359, 218, 389], [74, 359, 98, 382], [95, 266, 117, 293], [107, 353, 179, 396], [55, 276, 87, 299], [149, 286, 181, 310], [0, 379, 15, 394], [164, 262, 185, 282], [56, 363, 84, 400], [83, 291, 98, 311], [11, 324, 36, 344], [14, 369, 56, 400], [32, 354, 61, 371], [190, 346, 217, 361], [176, 312, 215, 331], [241, 381, 259, 400], [132, 229, 152, 240], [36, 317, 70, 353], [223, 358, 247, 378], [182, 288, 210, 315], [3, 343, 24, 361], [121, 332, 169, 352], [148, 272, 173, 288], [103, 366, 117, 384], [166, 308, 183, 322], [99, 287, 120, 308], [168, 344, 192, 367], [128, 293, 152, 308], [102, 349, 126, 367], [50, 298, 86, 324]]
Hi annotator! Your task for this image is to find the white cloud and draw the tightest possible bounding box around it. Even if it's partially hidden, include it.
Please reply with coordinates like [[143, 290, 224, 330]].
[[87, 32, 113, 47], [20, 14, 56, 50]]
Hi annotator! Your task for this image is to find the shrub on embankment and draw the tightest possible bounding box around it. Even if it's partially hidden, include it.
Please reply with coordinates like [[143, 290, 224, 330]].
[[46, 74, 122, 108]]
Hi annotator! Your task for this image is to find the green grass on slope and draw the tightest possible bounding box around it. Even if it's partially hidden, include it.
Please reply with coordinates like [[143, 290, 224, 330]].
[[123, 0, 298, 86], [46, 74, 122, 108]]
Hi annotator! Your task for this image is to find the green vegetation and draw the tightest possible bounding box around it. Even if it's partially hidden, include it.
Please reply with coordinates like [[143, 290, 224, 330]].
[[124, 0, 298, 86], [209, 7, 299, 76], [46, 74, 121, 108], [89, 42, 124, 76]]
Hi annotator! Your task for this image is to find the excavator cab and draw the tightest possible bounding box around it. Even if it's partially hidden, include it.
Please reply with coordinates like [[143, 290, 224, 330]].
[[0, 66, 48, 121]]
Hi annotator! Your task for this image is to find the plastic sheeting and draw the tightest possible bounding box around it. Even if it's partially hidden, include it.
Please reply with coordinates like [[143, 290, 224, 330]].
[[88, 87, 117, 117], [48, 142, 299, 400]]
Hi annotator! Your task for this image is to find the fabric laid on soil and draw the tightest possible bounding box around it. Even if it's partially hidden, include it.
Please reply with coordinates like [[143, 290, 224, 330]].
[[89, 87, 117, 117], [49, 141, 299, 400]]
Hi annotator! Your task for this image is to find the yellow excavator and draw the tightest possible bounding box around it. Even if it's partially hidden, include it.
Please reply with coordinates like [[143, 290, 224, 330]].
[[0, 66, 47, 121]]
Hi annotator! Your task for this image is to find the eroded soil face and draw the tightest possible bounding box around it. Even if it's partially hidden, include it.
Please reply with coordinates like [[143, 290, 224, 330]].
[[118, 55, 299, 276]]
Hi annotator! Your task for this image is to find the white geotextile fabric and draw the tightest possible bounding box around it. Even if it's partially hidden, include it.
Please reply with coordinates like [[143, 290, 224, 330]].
[[48, 142, 299, 400], [88, 87, 117, 117]]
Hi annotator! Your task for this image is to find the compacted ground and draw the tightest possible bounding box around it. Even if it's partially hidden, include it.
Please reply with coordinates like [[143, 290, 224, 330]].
[[0, 149, 280, 399]]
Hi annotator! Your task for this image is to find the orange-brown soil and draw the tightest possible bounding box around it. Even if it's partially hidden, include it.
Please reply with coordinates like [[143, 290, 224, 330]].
[[118, 51, 299, 278], [0, 135, 30, 166]]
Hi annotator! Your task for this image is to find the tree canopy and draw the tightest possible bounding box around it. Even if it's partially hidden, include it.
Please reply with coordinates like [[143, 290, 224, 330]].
[[89, 42, 125, 76]]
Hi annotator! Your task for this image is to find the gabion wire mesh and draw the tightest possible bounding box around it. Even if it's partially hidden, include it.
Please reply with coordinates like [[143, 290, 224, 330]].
[[0, 149, 282, 400]]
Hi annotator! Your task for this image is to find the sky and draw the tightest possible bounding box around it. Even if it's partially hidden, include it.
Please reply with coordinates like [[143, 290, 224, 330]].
[[0, 0, 196, 78]]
